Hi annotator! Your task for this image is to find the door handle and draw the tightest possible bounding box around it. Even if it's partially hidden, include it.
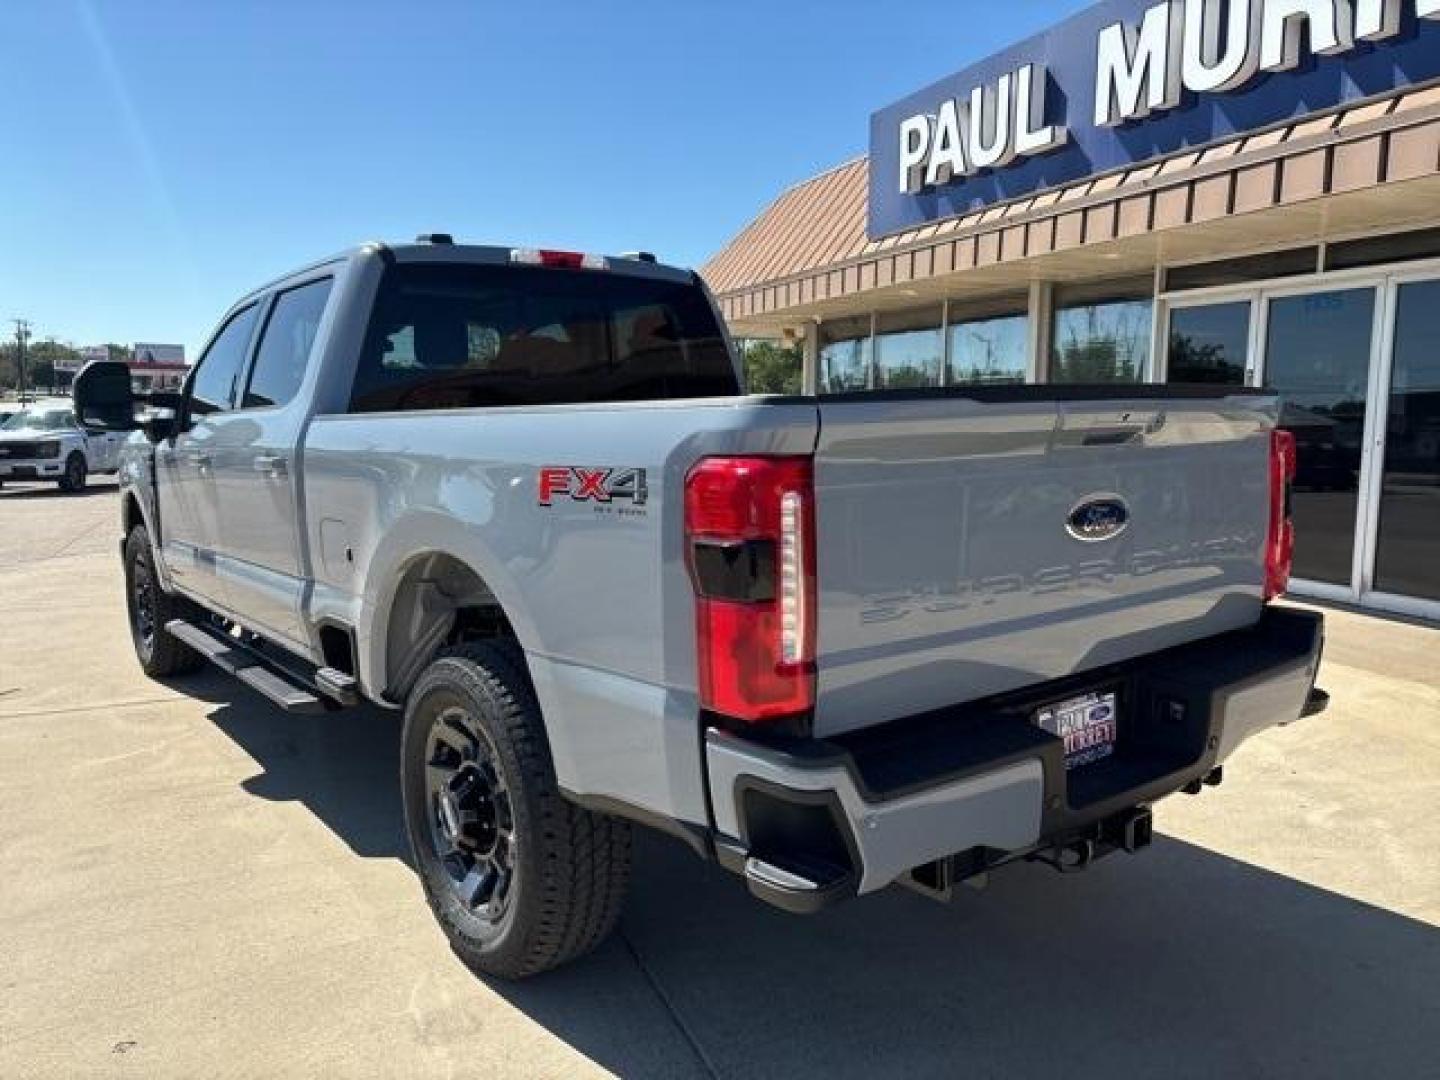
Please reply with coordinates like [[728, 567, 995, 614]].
[[253, 454, 288, 478]]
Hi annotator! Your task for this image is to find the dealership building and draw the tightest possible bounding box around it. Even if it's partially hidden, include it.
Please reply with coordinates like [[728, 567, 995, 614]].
[[703, 0, 1440, 619]]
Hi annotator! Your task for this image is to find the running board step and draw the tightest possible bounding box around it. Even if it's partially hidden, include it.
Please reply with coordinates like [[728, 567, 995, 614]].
[[166, 619, 326, 715]]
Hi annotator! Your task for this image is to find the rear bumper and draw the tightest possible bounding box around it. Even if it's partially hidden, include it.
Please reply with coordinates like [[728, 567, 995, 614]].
[[705, 605, 1324, 911]]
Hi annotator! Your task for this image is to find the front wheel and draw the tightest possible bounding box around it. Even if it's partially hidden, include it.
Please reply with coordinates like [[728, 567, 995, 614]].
[[58, 452, 87, 493], [124, 524, 203, 677], [401, 641, 632, 979]]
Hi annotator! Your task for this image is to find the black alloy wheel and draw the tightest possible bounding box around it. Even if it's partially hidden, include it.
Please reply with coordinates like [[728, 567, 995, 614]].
[[424, 703, 518, 923], [130, 546, 158, 661]]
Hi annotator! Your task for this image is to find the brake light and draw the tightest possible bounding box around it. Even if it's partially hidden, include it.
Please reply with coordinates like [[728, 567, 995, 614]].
[[510, 248, 608, 270], [684, 457, 816, 723], [1265, 429, 1297, 601]]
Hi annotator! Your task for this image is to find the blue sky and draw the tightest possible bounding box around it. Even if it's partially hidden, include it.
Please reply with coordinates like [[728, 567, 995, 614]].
[[0, 0, 1090, 355]]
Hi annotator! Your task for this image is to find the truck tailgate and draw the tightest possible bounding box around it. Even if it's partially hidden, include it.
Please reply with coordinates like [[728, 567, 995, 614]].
[[811, 390, 1279, 737]]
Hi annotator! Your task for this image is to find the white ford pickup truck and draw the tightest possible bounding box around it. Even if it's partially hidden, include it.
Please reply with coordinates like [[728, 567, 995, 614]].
[[0, 401, 124, 491], [74, 236, 1327, 979]]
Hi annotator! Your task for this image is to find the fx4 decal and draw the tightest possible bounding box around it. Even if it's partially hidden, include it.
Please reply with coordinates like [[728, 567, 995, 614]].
[[538, 466, 649, 508]]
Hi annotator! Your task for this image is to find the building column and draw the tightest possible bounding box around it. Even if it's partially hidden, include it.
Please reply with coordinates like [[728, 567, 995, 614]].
[[802, 320, 821, 396], [1147, 263, 1167, 383], [1027, 281, 1054, 383]]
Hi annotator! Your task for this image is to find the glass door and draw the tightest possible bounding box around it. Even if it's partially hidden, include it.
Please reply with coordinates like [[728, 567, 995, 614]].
[[1260, 287, 1379, 592], [1367, 277, 1440, 608]]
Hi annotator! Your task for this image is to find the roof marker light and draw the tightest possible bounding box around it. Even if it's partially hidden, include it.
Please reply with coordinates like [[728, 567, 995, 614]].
[[510, 248, 608, 270]]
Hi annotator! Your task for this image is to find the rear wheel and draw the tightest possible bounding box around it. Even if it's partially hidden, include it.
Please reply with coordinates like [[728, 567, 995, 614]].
[[401, 641, 632, 979], [124, 524, 203, 677], [58, 452, 87, 493]]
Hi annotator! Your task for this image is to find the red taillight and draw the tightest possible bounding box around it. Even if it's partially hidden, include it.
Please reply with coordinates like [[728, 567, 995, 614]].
[[1265, 429, 1297, 601], [684, 456, 816, 724]]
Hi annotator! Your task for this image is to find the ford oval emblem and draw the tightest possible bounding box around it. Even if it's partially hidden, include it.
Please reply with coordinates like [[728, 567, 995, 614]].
[[1066, 496, 1130, 542]]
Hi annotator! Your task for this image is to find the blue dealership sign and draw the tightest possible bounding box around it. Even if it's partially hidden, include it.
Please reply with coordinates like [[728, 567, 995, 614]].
[[869, 0, 1440, 238]]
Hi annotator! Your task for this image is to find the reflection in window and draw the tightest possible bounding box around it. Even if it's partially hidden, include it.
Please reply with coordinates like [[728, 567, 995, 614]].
[[819, 316, 872, 393], [949, 312, 1027, 384], [875, 308, 943, 389], [1052, 285, 1153, 383], [1168, 302, 1250, 384], [735, 338, 803, 395]]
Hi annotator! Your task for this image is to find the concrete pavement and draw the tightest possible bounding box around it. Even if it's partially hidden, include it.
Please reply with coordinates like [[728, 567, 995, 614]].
[[1, 479, 1438, 1078]]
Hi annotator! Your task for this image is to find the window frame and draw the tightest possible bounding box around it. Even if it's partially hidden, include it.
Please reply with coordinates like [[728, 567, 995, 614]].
[[238, 275, 335, 412]]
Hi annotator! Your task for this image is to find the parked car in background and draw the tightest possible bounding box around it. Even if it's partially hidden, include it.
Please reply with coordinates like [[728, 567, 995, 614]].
[[0, 402, 125, 491]]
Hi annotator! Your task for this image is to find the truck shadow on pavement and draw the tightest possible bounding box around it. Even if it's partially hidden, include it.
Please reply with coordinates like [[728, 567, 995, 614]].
[[200, 686, 409, 863], [203, 686, 1440, 1080]]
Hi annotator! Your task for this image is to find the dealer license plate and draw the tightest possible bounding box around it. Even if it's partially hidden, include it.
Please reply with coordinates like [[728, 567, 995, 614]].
[[1035, 691, 1118, 770]]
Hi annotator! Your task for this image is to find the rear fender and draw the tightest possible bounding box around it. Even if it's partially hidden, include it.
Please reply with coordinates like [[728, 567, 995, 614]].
[[357, 511, 540, 704]]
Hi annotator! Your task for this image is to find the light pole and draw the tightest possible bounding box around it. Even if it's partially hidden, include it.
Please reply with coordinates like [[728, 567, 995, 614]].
[[12, 319, 32, 399]]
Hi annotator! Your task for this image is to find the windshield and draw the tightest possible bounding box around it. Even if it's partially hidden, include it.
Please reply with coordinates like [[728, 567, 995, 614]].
[[0, 408, 75, 432]]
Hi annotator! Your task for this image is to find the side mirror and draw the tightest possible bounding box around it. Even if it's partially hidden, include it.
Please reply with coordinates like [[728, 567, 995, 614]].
[[72, 360, 139, 432]]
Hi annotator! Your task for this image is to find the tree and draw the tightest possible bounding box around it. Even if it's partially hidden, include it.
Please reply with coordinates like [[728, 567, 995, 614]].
[[1167, 335, 1240, 383], [0, 338, 83, 391], [27, 340, 81, 392], [738, 339, 803, 395]]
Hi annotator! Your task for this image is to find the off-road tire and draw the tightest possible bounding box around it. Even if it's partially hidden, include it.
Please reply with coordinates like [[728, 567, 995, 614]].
[[58, 452, 87, 493], [401, 640, 632, 979], [124, 524, 204, 677]]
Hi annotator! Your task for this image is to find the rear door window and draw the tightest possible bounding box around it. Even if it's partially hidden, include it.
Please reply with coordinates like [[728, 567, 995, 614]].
[[349, 263, 738, 412], [243, 278, 334, 409], [190, 304, 260, 415]]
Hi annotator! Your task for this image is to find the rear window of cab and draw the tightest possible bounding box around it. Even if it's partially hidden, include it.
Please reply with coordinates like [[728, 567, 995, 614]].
[[349, 263, 739, 412]]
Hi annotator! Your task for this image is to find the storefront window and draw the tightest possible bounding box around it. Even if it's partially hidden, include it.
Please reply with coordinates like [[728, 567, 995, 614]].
[[948, 310, 1028, 384], [1051, 281, 1153, 383], [875, 308, 943, 388], [1167, 302, 1250, 384], [819, 316, 872, 393]]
